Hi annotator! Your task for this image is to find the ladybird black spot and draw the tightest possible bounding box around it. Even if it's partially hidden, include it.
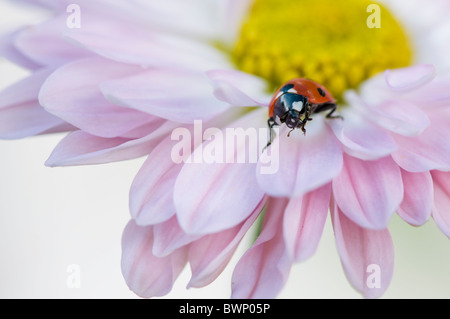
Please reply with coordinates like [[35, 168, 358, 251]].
[[317, 87, 326, 97], [281, 84, 295, 93]]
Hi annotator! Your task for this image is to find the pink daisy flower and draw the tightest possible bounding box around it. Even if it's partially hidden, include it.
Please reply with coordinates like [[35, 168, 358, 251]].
[[1, 0, 450, 299]]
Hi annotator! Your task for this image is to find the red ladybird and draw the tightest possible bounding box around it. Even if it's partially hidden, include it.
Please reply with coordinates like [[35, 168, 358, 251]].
[[266, 78, 342, 147]]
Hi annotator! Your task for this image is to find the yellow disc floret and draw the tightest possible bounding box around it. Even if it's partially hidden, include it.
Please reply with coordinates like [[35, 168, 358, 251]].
[[232, 0, 412, 101]]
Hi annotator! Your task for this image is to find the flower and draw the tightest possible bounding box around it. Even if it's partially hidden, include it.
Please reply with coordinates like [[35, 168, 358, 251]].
[[1, 0, 450, 299]]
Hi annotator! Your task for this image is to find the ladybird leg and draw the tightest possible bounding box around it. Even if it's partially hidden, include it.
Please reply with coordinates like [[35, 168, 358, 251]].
[[305, 104, 312, 119], [325, 105, 343, 120], [263, 117, 277, 151], [269, 117, 276, 127], [300, 122, 307, 135], [268, 117, 276, 143], [300, 107, 312, 135]]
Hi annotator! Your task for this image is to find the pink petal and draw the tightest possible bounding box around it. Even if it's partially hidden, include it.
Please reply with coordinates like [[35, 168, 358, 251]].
[[121, 220, 187, 298], [39, 57, 157, 138], [152, 216, 201, 258], [329, 107, 397, 160], [45, 121, 175, 166], [206, 69, 271, 107], [0, 69, 68, 139], [332, 154, 403, 229], [173, 109, 266, 235], [397, 170, 433, 226], [431, 170, 450, 238], [392, 111, 450, 172], [101, 68, 230, 124], [188, 197, 266, 288], [283, 184, 331, 262], [384, 64, 436, 92], [331, 202, 394, 299], [231, 198, 291, 299], [257, 117, 343, 197], [175, 161, 264, 235], [130, 136, 187, 226]]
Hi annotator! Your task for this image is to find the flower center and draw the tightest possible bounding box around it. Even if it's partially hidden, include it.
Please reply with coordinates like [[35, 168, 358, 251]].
[[232, 0, 412, 101]]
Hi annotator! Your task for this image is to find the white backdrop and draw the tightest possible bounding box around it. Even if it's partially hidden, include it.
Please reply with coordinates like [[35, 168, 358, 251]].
[[1, 1, 450, 299]]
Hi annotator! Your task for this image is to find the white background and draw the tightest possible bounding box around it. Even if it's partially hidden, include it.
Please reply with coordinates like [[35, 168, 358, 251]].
[[1, 1, 450, 299]]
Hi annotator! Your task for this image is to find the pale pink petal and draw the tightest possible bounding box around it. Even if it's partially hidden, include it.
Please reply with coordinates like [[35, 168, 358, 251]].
[[0, 29, 42, 70], [64, 0, 229, 60], [331, 202, 394, 299], [329, 107, 397, 160], [188, 196, 266, 288], [357, 75, 393, 105], [231, 198, 291, 299], [283, 184, 331, 262], [119, 122, 167, 139], [384, 64, 436, 92], [130, 0, 225, 40], [206, 69, 271, 107], [332, 154, 403, 229], [41, 122, 76, 135], [0, 103, 67, 140], [152, 216, 201, 258], [370, 100, 430, 136], [397, 170, 433, 226], [14, 15, 92, 67], [0, 69, 53, 107], [403, 72, 450, 108], [392, 111, 450, 172], [174, 109, 267, 235], [39, 57, 157, 138], [216, 0, 254, 46], [358, 67, 447, 107], [14, 1, 166, 66], [130, 136, 187, 226], [45, 121, 175, 166], [431, 170, 450, 238], [257, 117, 343, 197], [349, 91, 431, 137], [0, 69, 68, 139], [67, 22, 229, 70], [121, 220, 187, 298], [15, 0, 68, 9], [101, 69, 230, 124]]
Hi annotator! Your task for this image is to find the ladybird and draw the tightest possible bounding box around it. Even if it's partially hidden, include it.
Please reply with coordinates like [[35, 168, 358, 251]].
[[266, 78, 342, 147]]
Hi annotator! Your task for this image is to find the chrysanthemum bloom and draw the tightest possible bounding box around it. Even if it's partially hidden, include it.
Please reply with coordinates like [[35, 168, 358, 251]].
[[1, 0, 450, 298]]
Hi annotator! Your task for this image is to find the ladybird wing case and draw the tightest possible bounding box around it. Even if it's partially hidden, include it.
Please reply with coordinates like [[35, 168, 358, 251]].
[[298, 79, 336, 105], [268, 85, 284, 118]]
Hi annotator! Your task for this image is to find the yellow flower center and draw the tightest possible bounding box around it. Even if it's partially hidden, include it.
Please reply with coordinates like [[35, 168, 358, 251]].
[[232, 0, 412, 101]]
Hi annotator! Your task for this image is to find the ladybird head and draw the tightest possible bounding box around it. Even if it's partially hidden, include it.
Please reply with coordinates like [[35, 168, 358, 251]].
[[273, 91, 309, 129], [284, 112, 304, 129]]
